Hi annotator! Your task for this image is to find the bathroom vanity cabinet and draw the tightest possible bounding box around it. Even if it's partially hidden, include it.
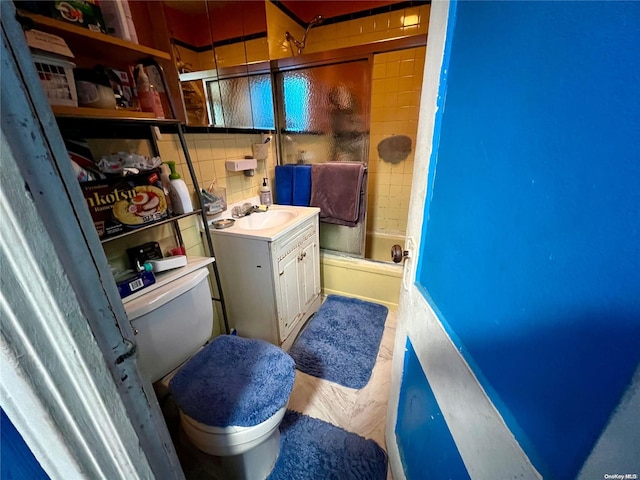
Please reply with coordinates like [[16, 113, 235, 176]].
[[210, 209, 321, 349]]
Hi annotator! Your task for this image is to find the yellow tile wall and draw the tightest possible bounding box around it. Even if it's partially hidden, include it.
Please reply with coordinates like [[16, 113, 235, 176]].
[[174, 39, 268, 73], [280, 134, 333, 165], [266, 0, 306, 60], [213, 43, 250, 69], [245, 37, 270, 64], [303, 4, 429, 54], [197, 49, 217, 72], [175, 3, 429, 69], [173, 44, 205, 72], [172, 43, 222, 73], [367, 46, 426, 235], [157, 132, 276, 206]]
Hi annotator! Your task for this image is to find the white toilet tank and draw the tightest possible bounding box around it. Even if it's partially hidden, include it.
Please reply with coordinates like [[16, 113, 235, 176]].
[[125, 268, 214, 383]]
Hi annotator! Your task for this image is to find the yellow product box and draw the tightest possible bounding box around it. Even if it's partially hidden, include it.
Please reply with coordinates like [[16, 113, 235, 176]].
[[80, 169, 168, 239]]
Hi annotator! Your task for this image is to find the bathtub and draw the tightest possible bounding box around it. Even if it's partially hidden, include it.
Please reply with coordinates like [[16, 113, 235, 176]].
[[320, 251, 402, 311], [365, 232, 405, 263]]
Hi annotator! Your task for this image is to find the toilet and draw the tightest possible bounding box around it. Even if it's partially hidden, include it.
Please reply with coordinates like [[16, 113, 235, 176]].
[[124, 267, 295, 480]]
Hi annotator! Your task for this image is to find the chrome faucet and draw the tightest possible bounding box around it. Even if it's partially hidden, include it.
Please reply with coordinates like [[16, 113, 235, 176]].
[[231, 203, 268, 218]]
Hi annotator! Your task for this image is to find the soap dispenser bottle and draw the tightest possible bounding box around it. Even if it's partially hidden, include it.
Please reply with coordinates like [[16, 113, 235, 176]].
[[165, 161, 193, 214], [260, 178, 272, 206]]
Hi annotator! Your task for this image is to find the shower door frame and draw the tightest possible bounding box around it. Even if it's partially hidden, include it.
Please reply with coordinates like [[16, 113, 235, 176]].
[[270, 36, 427, 259], [272, 54, 372, 257]]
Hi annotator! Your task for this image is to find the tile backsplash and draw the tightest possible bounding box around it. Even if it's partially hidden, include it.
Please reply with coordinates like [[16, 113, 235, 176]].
[[156, 132, 276, 206]]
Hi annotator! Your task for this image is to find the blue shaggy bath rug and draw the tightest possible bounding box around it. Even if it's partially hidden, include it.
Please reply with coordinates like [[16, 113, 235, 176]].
[[289, 295, 388, 389], [268, 410, 388, 480]]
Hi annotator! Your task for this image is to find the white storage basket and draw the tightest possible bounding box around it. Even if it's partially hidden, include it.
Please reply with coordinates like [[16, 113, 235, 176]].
[[31, 53, 78, 107]]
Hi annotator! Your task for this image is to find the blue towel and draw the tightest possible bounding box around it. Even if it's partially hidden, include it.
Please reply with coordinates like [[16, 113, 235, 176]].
[[275, 164, 312, 206], [275, 165, 294, 205], [169, 335, 295, 427], [292, 165, 311, 206]]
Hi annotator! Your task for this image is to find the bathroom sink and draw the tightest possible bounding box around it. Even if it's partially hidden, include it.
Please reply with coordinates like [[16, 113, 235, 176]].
[[235, 209, 297, 231], [209, 205, 318, 241]]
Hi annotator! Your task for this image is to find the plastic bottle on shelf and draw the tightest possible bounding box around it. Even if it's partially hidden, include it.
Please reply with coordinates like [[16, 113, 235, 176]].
[[259, 178, 272, 206], [165, 161, 193, 214], [159, 162, 174, 213], [135, 64, 164, 118]]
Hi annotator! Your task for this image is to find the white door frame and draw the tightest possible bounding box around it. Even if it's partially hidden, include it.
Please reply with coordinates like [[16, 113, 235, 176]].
[[1, 3, 183, 478]]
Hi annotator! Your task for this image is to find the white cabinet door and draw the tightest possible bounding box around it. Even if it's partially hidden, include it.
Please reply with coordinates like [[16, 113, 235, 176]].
[[274, 218, 320, 343], [298, 233, 320, 313], [277, 247, 302, 341]]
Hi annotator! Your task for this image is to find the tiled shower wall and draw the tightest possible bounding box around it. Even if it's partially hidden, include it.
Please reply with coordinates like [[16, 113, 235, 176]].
[[266, 1, 306, 60], [368, 46, 426, 235], [174, 39, 270, 71], [174, 2, 430, 68], [303, 4, 430, 54]]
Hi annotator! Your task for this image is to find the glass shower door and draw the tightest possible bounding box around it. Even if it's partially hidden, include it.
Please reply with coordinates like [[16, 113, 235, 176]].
[[275, 59, 371, 256]]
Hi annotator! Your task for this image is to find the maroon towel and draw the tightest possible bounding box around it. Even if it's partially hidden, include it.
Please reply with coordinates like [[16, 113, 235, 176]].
[[310, 163, 366, 226]]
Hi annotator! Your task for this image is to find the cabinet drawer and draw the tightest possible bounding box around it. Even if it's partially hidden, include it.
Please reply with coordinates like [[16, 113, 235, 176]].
[[274, 219, 316, 263]]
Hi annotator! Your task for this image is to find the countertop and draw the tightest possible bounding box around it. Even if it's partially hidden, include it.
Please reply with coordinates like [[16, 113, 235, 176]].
[[122, 256, 215, 304], [208, 204, 320, 242]]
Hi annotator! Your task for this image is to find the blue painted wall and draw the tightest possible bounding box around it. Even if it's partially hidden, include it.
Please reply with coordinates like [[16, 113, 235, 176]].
[[396, 339, 470, 480], [417, 1, 640, 478], [1, 408, 49, 479]]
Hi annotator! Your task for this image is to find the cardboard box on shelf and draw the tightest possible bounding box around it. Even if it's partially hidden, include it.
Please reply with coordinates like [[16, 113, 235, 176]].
[[54, 1, 106, 33], [21, 1, 108, 33], [80, 169, 169, 239], [107, 67, 139, 111], [99, 0, 131, 41]]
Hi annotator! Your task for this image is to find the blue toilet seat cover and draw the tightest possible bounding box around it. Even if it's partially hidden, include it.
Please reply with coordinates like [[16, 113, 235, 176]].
[[169, 335, 295, 428]]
